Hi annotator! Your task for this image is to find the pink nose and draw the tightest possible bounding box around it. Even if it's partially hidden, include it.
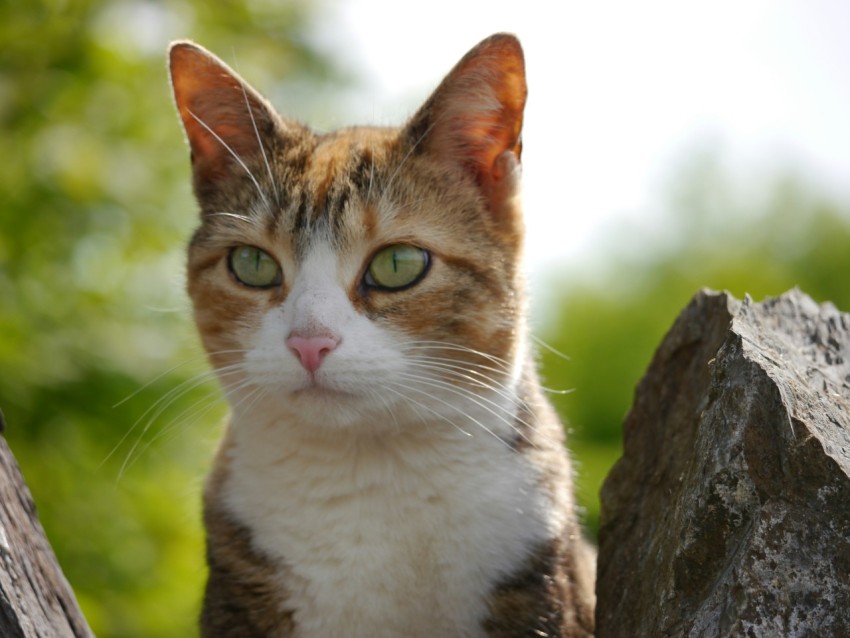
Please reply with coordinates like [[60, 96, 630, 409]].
[[286, 335, 339, 374]]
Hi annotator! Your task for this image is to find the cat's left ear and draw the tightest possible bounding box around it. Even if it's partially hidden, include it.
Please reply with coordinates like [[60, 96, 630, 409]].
[[406, 33, 527, 220]]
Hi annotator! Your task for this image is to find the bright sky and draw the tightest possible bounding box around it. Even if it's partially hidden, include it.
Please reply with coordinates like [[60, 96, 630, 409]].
[[312, 0, 850, 277]]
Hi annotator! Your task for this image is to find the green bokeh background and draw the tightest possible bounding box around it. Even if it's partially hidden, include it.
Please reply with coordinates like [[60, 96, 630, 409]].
[[2, 2, 848, 636]]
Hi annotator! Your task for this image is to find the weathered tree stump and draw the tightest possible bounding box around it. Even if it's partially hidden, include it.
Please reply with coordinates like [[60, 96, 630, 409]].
[[0, 409, 93, 638], [597, 289, 850, 637]]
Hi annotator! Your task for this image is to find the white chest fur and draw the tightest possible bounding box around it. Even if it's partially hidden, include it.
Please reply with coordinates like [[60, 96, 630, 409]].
[[221, 410, 552, 638]]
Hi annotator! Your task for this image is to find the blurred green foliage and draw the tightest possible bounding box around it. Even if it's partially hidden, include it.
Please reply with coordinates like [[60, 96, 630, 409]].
[[1, 2, 849, 636], [0, 1, 340, 636], [537, 152, 850, 534]]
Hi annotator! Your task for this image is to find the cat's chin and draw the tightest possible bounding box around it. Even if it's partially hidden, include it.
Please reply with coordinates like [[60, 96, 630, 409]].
[[291, 384, 354, 400], [248, 383, 399, 433]]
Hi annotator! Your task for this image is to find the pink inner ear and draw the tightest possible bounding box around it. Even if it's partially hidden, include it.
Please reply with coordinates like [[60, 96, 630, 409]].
[[411, 34, 526, 221], [169, 42, 271, 179], [416, 34, 527, 188]]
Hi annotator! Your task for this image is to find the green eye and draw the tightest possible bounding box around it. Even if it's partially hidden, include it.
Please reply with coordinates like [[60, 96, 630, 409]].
[[366, 244, 430, 290], [229, 246, 282, 288]]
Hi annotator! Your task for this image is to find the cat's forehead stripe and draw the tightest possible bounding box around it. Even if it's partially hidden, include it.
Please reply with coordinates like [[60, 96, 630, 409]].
[[283, 129, 393, 254], [305, 137, 342, 220]]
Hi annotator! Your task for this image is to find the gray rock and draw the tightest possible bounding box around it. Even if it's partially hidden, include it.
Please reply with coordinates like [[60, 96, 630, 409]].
[[597, 289, 850, 638]]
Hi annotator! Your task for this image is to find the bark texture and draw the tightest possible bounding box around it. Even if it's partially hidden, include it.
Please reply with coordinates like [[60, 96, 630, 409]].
[[0, 409, 93, 638]]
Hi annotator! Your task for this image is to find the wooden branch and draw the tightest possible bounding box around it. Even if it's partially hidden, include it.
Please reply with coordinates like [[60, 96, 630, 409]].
[[0, 408, 93, 638]]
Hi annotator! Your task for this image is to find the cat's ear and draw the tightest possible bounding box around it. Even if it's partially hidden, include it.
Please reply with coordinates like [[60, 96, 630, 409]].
[[169, 41, 278, 188], [406, 33, 527, 217]]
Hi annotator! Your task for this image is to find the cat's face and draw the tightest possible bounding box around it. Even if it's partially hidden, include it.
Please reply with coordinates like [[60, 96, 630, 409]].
[[171, 35, 529, 432]]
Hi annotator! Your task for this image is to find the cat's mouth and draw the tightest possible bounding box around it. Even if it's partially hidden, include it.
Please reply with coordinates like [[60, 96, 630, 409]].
[[291, 381, 355, 401], [285, 381, 368, 427]]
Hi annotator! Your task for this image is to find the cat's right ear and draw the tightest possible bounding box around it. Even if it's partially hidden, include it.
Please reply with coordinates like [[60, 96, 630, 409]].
[[169, 41, 278, 189]]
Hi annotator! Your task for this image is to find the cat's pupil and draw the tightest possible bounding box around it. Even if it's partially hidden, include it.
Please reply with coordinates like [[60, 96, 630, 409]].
[[229, 246, 282, 289], [367, 244, 429, 291]]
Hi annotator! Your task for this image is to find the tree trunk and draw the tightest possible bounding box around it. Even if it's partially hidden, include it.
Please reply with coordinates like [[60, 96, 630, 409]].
[[0, 409, 94, 638]]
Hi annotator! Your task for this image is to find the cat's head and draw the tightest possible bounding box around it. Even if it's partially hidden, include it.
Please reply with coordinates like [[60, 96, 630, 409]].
[[169, 34, 530, 434]]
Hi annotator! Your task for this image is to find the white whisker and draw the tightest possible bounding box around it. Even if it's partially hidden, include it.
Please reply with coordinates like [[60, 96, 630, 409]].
[[396, 379, 506, 445], [109, 359, 247, 477], [377, 115, 443, 212], [207, 211, 263, 227], [112, 352, 217, 409], [382, 366, 518, 445], [121, 381, 233, 475], [116, 370, 238, 478], [404, 340, 571, 395], [230, 382, 270, 420], [381, 383, 473, 438], [394, 371, 535, 446], [105, 367, 221, 469], [187, 109, 269, 207], [402, 340, 515, 372], [403, 362, 536, 434], [406, 355, 514, 389], [365, 140, 377, 205], [530, 334, 571, 362], [364, 385, 402, 432], [238, 80, 279, 206]]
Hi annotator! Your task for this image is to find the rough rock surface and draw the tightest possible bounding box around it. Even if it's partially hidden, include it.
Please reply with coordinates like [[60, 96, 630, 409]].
[[596, 289, 850, 637]]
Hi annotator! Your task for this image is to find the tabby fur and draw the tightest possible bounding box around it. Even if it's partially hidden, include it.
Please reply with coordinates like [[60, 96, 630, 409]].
[[170, 33, 595, 637]]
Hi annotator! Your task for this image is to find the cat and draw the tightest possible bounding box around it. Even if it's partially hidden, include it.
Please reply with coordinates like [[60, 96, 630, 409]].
[[169, 32, 596, 637]]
